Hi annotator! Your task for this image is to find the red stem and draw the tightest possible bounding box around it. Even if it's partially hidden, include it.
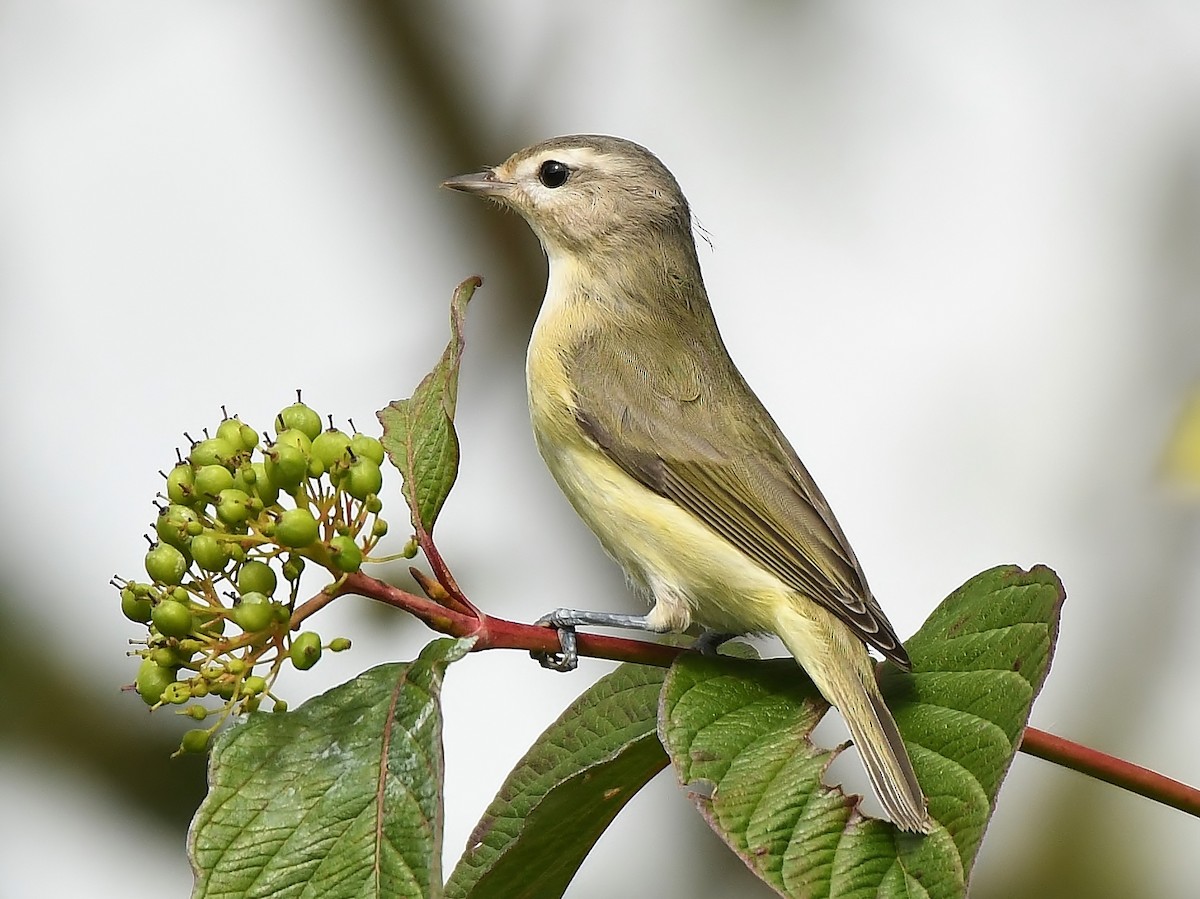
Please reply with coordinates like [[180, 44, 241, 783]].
[[1020, 726, 1200, 817], [330, 569, 1200, 821]]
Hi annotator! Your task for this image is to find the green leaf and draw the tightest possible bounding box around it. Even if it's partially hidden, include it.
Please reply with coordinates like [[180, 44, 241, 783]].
[[445, 663, 669, 899], [659, 564, 1064, 899], [189, 638, 474, 899], [378, 277, 481, 535]]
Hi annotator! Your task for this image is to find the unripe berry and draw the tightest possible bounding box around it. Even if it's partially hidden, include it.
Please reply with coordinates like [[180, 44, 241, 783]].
[[329, 637, 352, 652], [328, 535, 362, 573], [276, 508, 319, 548], [189, 437, 238, 468], [216, 418, 247, 448], [264, 444, 307, 492], [243, 675, 267, 696], [250, 462, 279, 506], [161, 682, 191, 704], [136, 659, 176, 706], [152, 646, 192, 668], [350, 433, 385, 466], [181, 729, 211, 753], [344, 458, 383, 502], [152, 598, 194, 637], [215, 488, 254, 526], [121, 588, 153, 623], [289, 632, 322, 670], [312, 429, 352, 470], [194, 464, 236, 499], [282, 554, 305, 582], [275, 428, 313, 455], [166, 463, 196, 505], [233, 593, 273, 632], [276, 402, 322, 441], [145, 543, 188, 586], [190, 533, 230, 572], [155, 504, 200, 550], [236, 560, 277, 597]]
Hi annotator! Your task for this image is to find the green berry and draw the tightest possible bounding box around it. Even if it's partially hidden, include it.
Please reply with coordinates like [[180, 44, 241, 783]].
[[189, 437, 238, 468], [373, 519, 390, 539], [216, 418, 247, 448], [225, 657, 247, 676], [276, 402, 322, 441], [238, 423, 260, 451], [194, 464, 236, 499], [145, 543, 188, 586], [237, 560, 277, 597], [328, 535, 362, 573], [190, 533, 230, 572], [242, 675, 267, 696], [161, 682, 191, 704], [152, 598, 194, 638], [289, 632, 322, 670], [272, 699, 288, 713], [184, 704, 209, 720], [264, 443, 307, 492], [312, 429, 352, 470], [329, 637, 352, 652], [365, 495, 383, 514], [135, 659, 176, 705], [215, 488, 255, 525], [155, 504, 200, 549], [276, 508, 319, 548], [351, 433, 385, 465], [250, 462, 279, 505], [233, 593, 274, 632], [166, 463, 196, 505], [282, 554, 305, 582], [180, 729, 211, 753], [121, 588, 153, 623], [344, 458, 383, 501], [275, 428, 313, 455], [151, 645, 192, 668]]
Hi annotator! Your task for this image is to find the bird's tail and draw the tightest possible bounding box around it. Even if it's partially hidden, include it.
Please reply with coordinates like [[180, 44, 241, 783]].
[[775, 606, 934, 834]]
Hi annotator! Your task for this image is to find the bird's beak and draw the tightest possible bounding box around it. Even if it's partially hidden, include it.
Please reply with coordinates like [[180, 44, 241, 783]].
[[441, 168, 513, 198]]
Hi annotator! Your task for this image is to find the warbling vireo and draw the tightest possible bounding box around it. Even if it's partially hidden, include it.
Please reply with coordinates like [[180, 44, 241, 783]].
[[443, 135, 933, 834]]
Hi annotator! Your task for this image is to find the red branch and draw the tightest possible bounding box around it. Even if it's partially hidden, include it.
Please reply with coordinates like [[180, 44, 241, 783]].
[[317, 569, 1200, 821], [1020, 727, 1200, 818]]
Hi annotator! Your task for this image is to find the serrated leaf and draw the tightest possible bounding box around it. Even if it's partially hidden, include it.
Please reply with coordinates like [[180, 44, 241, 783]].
[[659, 564, 1064, 899], [378, 277, 480, 535], [189, 638, 474, 899], [445, 663, 669, 899]]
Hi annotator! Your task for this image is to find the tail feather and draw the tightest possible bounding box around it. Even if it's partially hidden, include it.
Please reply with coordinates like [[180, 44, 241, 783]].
[[847, 687, 934, 834], [776, 606, 934, 834]]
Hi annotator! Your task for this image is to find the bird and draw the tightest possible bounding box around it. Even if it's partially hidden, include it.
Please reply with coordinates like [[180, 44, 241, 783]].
[[442, 135, 933, 834]]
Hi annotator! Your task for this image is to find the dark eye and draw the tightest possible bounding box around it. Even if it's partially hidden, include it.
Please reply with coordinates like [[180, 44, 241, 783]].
[[538, 160, 570, 188]]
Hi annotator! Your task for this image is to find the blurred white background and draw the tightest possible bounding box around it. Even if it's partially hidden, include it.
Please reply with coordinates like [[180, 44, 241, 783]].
[[1, 2, 1198, 897]]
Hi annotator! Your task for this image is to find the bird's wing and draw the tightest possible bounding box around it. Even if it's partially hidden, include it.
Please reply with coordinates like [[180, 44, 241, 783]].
[[570, 333, 911, 669]]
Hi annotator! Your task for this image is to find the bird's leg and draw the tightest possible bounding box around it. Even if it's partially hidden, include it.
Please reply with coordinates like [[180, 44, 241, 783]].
[[694, 630, 736, 657], [532, 609, 670, 672]]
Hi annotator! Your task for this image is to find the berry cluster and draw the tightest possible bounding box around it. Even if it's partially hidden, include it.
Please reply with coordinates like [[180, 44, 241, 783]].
[[115, 396, 392, 754]]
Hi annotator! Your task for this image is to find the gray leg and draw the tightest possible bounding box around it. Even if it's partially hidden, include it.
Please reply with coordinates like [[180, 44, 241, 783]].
[[532, 608, 668, 672], [694, 630, 736, 657]]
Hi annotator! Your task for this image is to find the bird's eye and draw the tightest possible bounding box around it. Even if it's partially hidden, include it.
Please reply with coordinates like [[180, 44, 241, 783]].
[[538, 160, 570, 188]]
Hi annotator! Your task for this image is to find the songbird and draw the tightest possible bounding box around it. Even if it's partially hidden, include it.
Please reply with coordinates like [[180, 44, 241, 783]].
[[443, 135, 933, 833]]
